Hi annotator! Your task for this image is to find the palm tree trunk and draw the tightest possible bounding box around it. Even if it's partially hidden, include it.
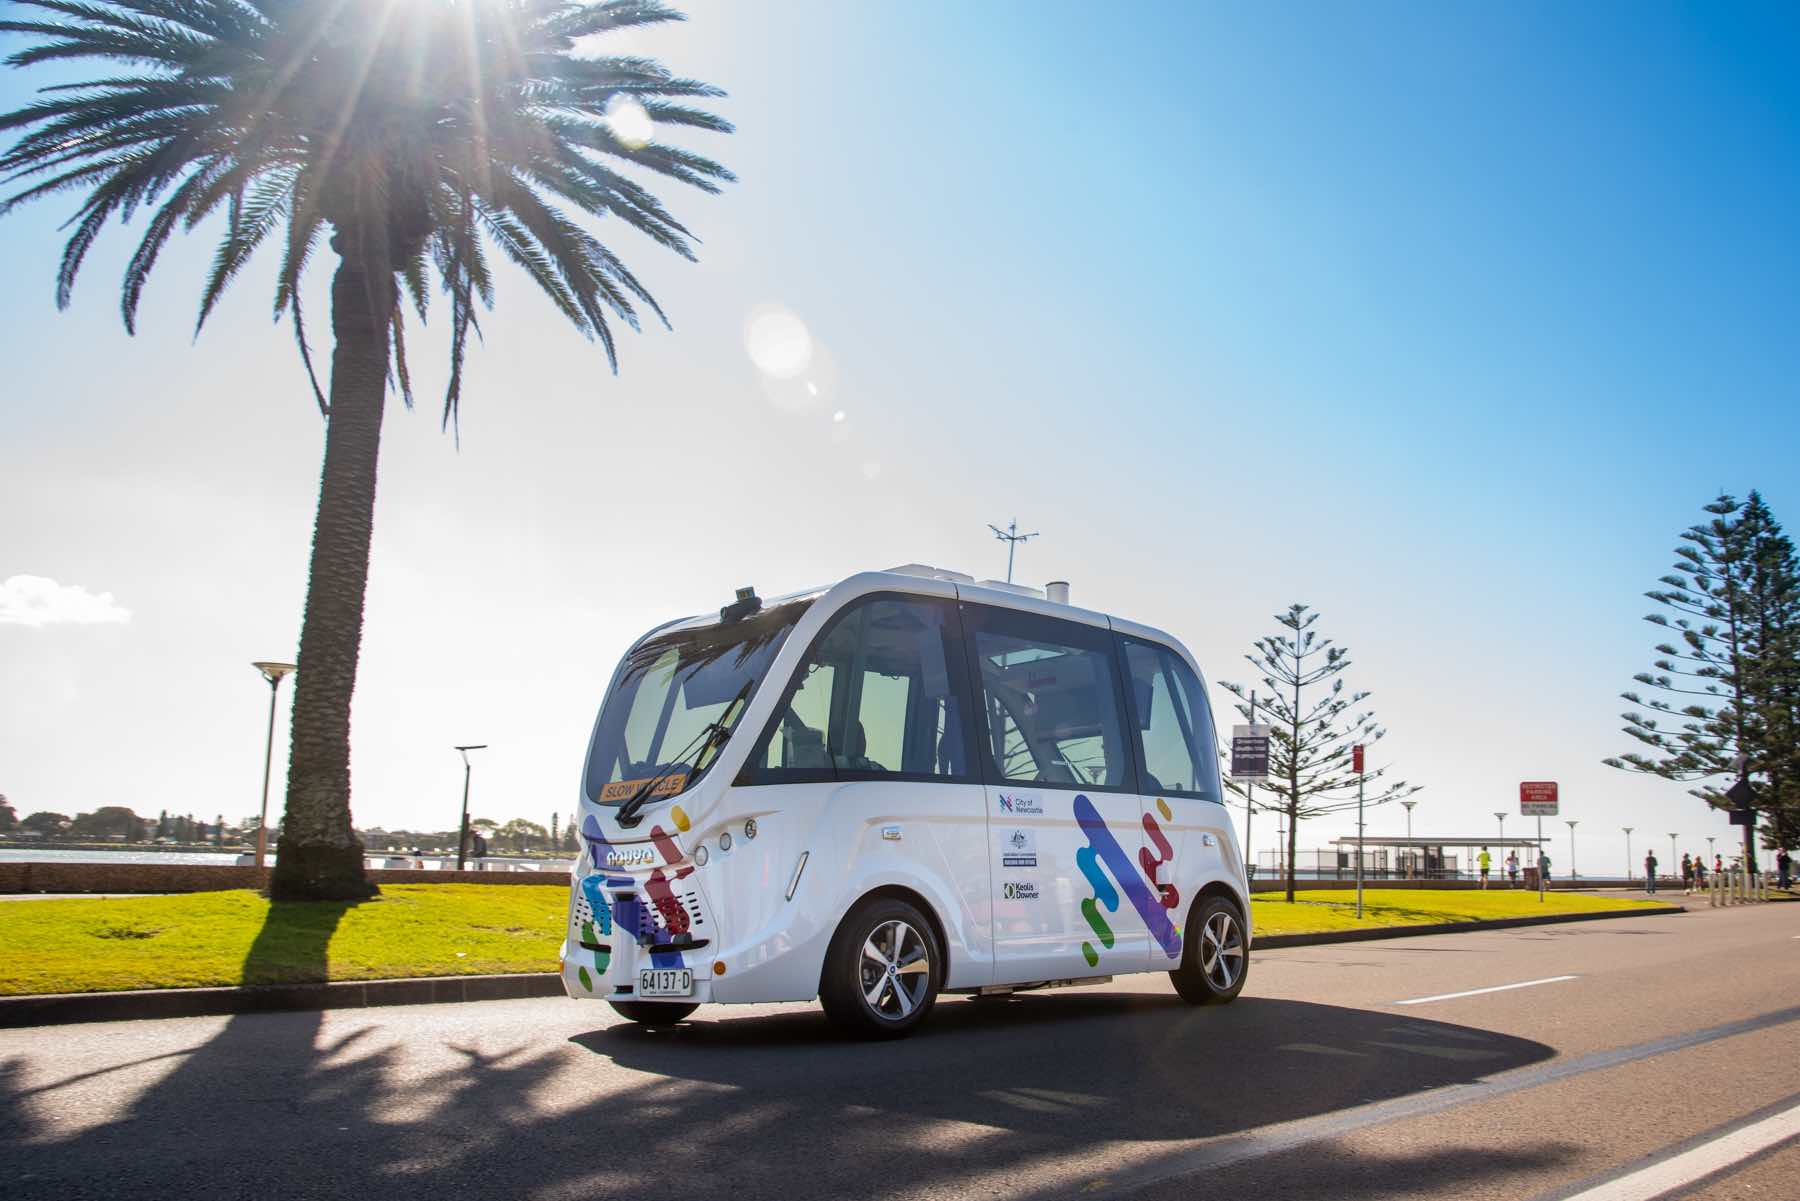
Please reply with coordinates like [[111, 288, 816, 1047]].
[[269, 241, 392, 901]]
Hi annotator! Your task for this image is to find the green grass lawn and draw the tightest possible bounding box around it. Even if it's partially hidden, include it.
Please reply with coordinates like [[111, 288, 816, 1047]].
[[1251, 888, 1669, 937], [0, 885, 567, 996], [0, 883, 1674, 996]]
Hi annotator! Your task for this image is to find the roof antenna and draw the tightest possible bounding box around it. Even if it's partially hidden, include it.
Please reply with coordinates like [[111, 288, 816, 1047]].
[[987, 518, 1038, 584]]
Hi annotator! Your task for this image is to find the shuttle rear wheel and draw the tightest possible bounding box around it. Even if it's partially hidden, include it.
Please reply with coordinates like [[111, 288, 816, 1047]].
[[1171, 895, 1248, 1005]]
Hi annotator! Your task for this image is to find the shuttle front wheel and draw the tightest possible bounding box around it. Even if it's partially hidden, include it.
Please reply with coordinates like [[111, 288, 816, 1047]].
[[1170, 895, 1248, 1005], [820, 897, 942, 1038]]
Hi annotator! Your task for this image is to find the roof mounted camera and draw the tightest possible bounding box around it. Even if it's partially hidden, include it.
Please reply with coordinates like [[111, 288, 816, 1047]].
[[720, 586, 762, 624]]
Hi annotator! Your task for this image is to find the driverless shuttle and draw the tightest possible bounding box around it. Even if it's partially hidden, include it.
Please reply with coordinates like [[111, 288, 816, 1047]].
[[563, 566, 1249, 1037]]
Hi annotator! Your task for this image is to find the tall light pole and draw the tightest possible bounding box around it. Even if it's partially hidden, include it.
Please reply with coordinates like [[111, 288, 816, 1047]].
[[1668, 833, 1679, 882], [1623, 827, 1634, 881], [1566, 819, 1579, 879], [1401, 799, 1418, 878], [1706, 835, 1716, 864], [987, 518, 1038, 584], [455, 744, 488, 871], [251, 661, 296, 869]]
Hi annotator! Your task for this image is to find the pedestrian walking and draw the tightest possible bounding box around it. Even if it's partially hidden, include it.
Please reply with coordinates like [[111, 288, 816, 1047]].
[[1778, 848, 1792, 889], [1694, 856, 1706, 889], [1506, 850, 1520, 888], [1714, 854, 1724, 877], [1646, 851, 1659, 895], [1538, 850, 1552, 885], [1681, 853, 1693, 894], [1478, 846, 1492, 889]]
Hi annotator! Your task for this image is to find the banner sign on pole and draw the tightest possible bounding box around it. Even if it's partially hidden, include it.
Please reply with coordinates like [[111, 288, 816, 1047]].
[[1352, 744, 1365, 774], [1231, 724, 1271, 781], [1520, 781, 1559, 816]]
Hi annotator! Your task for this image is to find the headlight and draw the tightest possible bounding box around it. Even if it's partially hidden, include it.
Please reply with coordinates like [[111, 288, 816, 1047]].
[[744, 818, 758, 840], [720, 831, 733, 852]]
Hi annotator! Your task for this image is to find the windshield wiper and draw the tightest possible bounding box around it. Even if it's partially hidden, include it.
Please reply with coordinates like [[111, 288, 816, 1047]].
[[615, 680, 754, 829]]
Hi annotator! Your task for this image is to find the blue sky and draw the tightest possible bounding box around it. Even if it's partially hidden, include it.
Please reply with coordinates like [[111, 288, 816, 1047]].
[[2, 2, 1796, 869]]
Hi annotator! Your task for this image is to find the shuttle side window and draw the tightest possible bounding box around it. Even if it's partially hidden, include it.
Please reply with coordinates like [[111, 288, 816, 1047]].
[[741, 594, 976, 784], [965, 607, 1133, 791], [1121, 637, 1223, 802]]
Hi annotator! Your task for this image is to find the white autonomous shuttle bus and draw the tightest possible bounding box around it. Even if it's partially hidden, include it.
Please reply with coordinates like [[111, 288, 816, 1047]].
[[562, 566, 1249, 1037]]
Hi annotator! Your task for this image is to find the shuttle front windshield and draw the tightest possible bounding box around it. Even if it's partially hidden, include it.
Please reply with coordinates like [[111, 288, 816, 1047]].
[[584, 599, 812, 809]]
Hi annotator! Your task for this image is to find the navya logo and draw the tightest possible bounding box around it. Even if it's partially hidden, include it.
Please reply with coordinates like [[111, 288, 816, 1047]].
[[997, 793, 1043, 815], [605, 847, 657, 868]]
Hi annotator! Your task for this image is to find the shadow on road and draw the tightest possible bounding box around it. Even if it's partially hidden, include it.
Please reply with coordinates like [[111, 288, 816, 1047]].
[[581, 992, 1552, 1143], [1, 984, 1555, 1201]]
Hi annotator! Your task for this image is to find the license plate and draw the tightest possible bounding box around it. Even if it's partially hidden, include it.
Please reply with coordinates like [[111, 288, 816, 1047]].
[[637, 968, 693, 997]]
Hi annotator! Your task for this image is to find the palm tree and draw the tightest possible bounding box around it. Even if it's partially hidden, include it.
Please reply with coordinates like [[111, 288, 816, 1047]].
[[1, 0, 733, 899]]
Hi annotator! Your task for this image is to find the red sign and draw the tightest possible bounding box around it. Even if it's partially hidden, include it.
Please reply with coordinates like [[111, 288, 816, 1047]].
[[1520, 781, 1559, 815], [1352, 744, 1365, 774]]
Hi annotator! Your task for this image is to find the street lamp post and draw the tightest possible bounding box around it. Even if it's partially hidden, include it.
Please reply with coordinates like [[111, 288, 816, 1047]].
[[1668, 834, 1679, 883], [1401, 799, 1418, 878], [455, 744, 488, 871], [1623, 827, 1634, 881], [1566, 819, 1579, 880], [1706, 835, 1716, 865], [251, 661, 296, 870]]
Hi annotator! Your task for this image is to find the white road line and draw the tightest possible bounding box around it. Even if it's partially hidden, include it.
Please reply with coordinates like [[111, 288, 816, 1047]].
[[1394, 974, 1578, 1005], [1560, 1100, 1800, 1201]]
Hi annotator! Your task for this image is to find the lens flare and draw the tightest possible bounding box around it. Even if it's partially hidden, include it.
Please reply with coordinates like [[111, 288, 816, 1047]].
[[744, 305, 813, 379], [605, 95, 655, 149]]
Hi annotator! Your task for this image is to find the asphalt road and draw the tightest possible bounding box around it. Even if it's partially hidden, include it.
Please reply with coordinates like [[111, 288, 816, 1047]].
[[2, 900, 1796, 1201]]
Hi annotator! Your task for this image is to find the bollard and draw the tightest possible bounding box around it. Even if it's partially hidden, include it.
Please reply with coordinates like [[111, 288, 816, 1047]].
[[1709, 874, 1718, 907]]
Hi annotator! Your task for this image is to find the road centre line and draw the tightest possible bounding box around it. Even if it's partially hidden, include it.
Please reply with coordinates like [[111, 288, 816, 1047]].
[[1546, 1095, 1800, 1201], [1394, 975, 1579, 1006], [1056, 1003, 1800, 1201]]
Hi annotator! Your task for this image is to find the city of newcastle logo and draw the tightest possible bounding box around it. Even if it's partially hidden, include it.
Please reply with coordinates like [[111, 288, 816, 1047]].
[[997, 793, 1043, 815]]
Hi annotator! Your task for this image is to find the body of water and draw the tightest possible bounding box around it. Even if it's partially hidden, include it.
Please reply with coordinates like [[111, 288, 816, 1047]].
[[0, 847, 574, 872]]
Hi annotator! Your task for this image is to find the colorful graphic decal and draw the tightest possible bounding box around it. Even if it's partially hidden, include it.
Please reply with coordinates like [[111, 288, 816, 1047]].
[[572, 874, 614, 992], [576, 812, 695, 980], [1074, 793, 1182, 966], [1141, 798, 1180, 911]]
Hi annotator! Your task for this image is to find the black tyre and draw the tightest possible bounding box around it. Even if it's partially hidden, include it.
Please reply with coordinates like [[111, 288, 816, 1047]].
[[1170, 894, 1248, 1005], [608, 1000, 699, 1027], [819, 897, 942, 1038]]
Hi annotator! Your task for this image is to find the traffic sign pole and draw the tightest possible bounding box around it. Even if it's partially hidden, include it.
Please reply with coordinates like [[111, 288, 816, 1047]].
[[1245, 692, 1256, 878], [1354, 744, 1366, 920], [1537, 816, 1545, 902]]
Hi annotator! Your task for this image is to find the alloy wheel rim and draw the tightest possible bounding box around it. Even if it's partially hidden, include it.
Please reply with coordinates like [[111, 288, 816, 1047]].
[[860, 918, 931, 1021], [1199, 911, 1244, 990]]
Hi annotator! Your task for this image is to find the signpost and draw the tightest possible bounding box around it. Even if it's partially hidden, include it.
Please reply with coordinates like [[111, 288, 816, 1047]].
[[1231, 697, 1270, 877], [1520, 782, 1558, 903], [1353, 744, 1367, 918]]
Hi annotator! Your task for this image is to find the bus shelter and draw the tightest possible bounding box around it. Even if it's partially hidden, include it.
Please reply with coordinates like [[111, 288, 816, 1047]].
[[1322, 835, 1549, 882]]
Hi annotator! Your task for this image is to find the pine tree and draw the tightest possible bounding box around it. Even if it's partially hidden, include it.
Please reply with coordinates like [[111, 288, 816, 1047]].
[[1741, 494, 1800, 852], [1606, 493, 1800, 866], [1222, 604, 1421, 902]]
